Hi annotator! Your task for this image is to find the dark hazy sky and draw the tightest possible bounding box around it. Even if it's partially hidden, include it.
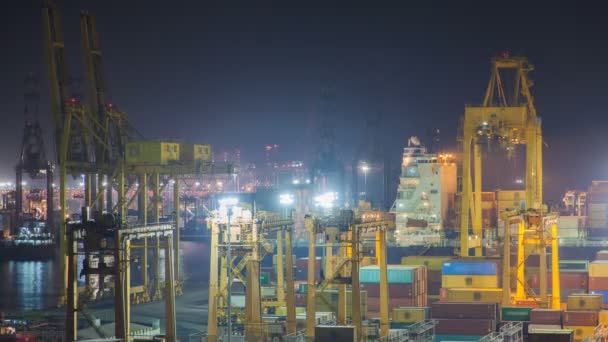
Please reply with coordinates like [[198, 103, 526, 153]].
[[1, 1, 608, 202]]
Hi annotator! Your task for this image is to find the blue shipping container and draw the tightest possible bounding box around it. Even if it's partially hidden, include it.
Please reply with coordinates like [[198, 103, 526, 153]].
[[442, 261, 497, 275], [590, 290, 608, 305], [360, 265, 415, 284]]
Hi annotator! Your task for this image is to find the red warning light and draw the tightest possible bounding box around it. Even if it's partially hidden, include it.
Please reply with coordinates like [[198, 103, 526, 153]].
[[70, 97, 77, 103], [108, 103, 113, 108]]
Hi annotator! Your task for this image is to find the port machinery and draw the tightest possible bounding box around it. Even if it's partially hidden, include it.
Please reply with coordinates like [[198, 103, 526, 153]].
[[304, 208, 395, 341], [42, 1, 231, 306], [206, 209, 296, 342], [456, 55, 543, 257]]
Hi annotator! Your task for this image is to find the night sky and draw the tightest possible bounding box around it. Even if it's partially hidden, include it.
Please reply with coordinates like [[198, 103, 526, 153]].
[[1, 2, 608, 202]]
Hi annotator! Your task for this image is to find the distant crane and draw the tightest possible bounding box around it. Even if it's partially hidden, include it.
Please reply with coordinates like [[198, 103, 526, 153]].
[[15, 73, 54, 229]]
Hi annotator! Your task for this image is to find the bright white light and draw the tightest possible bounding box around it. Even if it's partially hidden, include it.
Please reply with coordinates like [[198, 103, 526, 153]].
[[482, 121, 489, 126], [135, 183, 139, 187], [360, 164, 370, 172], [515, 178, 524, 184], [79, 182, 85, 187], [219, 197, 239, 207], [51, 183, 56, 187], [292, 179, 300, 185], [314, 192, 338, 209], [279, 193, 295, 206], [102, 181, 108, 187], [170, 179, 175, 185], [217, 181, 223, 187], [195, 181, 201, 187], [305, 179, 311, 184], [21, 181, 27, 186]]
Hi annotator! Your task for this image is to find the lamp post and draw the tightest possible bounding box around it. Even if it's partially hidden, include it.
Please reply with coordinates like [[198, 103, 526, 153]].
[[360, 164, 370, 200]]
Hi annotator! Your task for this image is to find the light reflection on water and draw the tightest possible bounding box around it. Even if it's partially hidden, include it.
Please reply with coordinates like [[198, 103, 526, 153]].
[[0, 241, 210, 312]]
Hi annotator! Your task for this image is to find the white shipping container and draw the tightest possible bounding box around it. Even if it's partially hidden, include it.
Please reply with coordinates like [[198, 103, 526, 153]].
[[558, 216, 583, 230]]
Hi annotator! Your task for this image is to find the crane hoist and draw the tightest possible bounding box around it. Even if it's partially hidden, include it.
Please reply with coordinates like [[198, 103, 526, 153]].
[[304, 209, 395, 342], [456, 56, 544, 257]]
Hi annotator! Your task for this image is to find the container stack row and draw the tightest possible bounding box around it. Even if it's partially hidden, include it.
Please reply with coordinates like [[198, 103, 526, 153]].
[[360, 265, 427, 317], [439, 260, 503, 304], [589, 259, 608, 306], [432, 302, 498, 342], [401, 256, 454, 302]]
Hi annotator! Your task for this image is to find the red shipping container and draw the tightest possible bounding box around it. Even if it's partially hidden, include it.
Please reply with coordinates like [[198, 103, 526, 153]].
[[589, 276, 608, 290], [530, 309, 563, 325], [428, 270, 441, 283], [435, 319, 495, 335], [596, 251, 608, 260], [529, 272, 587, 290], [15, 333, 36, 342], [563, 311, 598, 326]]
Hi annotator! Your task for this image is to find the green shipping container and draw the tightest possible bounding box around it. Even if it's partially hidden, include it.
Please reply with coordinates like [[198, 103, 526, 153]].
[[502, 307, 533, 321], [559, 260, 589, 272], [298, 283, 308, 293], [435, 335, 483, 342], [260, 272, 270, 285], [360, 265, 416, 284]]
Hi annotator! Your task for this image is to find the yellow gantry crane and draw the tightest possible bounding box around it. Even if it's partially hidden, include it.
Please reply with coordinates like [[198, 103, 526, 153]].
[[43, 2, 231, 308], [304, 209, 394, 341], [502, 211, 560, 309], [207, 209, 295, 342], [456, 56, 543, 257]]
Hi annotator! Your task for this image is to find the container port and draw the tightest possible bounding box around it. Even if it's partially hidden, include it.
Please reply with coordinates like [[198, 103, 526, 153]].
[[1, 2, 608, 342]]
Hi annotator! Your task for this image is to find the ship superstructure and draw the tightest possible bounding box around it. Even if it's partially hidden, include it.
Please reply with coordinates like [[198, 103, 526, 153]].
[[391, 137, 456, 246]]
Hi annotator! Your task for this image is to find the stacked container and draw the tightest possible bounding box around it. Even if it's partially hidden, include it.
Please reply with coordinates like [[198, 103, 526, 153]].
[[588, 181, 608, 238], [360, 265, 427, 316], [563, 294, 602, 341], [589, 260, 608, 307], [440, 260, 503, 303], [391, 307, 431, 326], [432, 302, 498, 341], [528, 260, 589, 299], [294, 257, 322, 281], [401, 256, 454, 298], [530, 309, 563, 328]]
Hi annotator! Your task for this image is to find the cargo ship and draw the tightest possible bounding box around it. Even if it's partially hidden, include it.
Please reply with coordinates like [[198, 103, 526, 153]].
[[0, 219, 55, 260]]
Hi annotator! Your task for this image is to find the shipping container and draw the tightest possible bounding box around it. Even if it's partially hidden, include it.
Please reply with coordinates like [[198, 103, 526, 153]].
[[502, 307, 533, 321], [360, 265, 422, 284], [180, 143, 212, 163], [563, 311, 598, 326], [392, 307, 428, 323], [567, 294, 603, 311], [589, 277, 608, 290], [442, 288, 502, 303], [527, 329, 574, 342], [530, 309, 563, 325], [590, 290, 608, 305], [442, 275, 498, 288], [442, 261, 497, 275], [431, 302, 498, 319], [435, 319, 495, 335], [600, 310, 608, 324], [126, 141, 180, 165], [315, 325, 356, 342], [596, 250, 608, 261], [559, 260, 589, 272], [563, 326, 595, 341], [275, 306, 306, 316], [528, 324, 563, 331], [401, 256, 454, 271], [260, 272, 270, 285]]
